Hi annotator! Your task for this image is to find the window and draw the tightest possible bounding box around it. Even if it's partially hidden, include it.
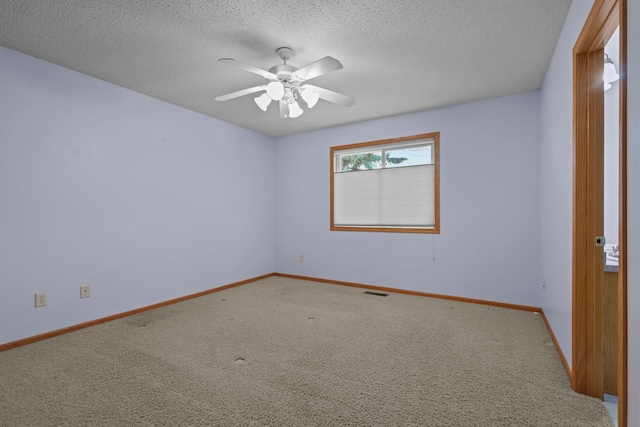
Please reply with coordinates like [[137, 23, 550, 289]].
[[330, 133, 439, 233]]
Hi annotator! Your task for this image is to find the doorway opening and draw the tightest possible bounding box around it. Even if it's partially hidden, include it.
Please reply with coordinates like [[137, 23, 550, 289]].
[[572, 0, 627, 426]]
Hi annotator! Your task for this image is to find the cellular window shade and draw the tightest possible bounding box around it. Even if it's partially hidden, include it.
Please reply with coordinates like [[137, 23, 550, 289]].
[[334, 164, 435, 227]]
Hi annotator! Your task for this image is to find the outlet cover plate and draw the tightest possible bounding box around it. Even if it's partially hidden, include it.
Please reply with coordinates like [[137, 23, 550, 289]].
[[80, 285, 90, 299], [35, 292, 47, 307]]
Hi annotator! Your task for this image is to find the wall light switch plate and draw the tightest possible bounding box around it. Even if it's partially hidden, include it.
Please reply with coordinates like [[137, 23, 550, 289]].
[[80, 285, 90, 299]]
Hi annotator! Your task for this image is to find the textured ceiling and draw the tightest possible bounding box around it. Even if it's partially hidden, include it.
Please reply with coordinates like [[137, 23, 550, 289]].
[[0, 0, 572, 138]]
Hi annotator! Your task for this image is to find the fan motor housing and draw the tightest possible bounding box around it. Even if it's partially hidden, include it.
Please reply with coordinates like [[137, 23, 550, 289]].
[[269, 64, 297, 81]]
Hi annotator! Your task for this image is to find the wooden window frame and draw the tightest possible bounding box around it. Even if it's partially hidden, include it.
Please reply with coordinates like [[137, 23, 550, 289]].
[[330, 132, 440, 234]]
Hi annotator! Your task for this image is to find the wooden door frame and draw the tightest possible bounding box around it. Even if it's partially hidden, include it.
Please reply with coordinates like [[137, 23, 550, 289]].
[[572, 0, 627, 425]]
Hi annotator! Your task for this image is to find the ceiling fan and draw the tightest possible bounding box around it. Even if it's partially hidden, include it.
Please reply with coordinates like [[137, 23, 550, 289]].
[[215, 47, 355, 119]]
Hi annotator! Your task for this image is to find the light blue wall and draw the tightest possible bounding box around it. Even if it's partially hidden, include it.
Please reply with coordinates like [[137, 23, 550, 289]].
[[626, 0, 639, 423], [1, 9, 637, 423], [0, 47, 276, 345], [538, 0, 595, 369], [275, 92, 541, 306]]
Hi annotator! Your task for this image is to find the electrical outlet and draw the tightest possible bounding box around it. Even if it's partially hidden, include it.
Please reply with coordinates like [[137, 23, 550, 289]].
[[35, 293, 47, 308], [299, 252, 304, 262], [80, 285, 90, 299]]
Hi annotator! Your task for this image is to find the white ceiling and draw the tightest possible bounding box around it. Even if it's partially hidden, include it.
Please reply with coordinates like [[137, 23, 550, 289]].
[[0, 0, 572, 138]]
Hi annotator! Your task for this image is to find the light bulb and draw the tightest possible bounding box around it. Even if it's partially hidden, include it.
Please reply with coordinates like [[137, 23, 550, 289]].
[[266, 81, 285, 100], [254, 93, 272, 111], [288, 101, 303, 118], [301, 88, 320, 108]]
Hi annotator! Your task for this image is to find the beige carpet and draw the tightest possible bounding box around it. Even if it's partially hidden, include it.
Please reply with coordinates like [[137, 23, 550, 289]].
[[0, 276, 613, 426]]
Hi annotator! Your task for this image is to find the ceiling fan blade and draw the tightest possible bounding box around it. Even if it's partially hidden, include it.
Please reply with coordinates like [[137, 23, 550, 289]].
[[292, 56, 343, 81], [301, 84, 355, 107], [215, 85, 266, 102], [218, 58, 278, 80], [279, 100, 288, 118]]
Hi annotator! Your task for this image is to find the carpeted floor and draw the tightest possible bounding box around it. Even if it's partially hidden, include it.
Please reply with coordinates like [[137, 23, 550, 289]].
[[0, 276, 613, 426]]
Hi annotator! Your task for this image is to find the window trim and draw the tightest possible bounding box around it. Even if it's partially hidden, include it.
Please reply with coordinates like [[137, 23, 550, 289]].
[[330, 132, 440, 234]]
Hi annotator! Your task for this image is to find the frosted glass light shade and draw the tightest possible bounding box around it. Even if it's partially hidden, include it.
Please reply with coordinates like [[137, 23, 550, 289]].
[[603, 55, 619, 91], [266, 81, 285, 100], [288, 101, 303, 118], [603, 62, 619, 83], [301, 88, 320, 108], [254, 93, 272, 111]]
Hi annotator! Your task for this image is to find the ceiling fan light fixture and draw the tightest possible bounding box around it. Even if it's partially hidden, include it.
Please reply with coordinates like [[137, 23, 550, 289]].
[[254, 93, 272, 111], [266, 81, 285, 100], [288, 101, 303, 118], [301, 88, 320, 108], [216, 48, 354, 119]]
